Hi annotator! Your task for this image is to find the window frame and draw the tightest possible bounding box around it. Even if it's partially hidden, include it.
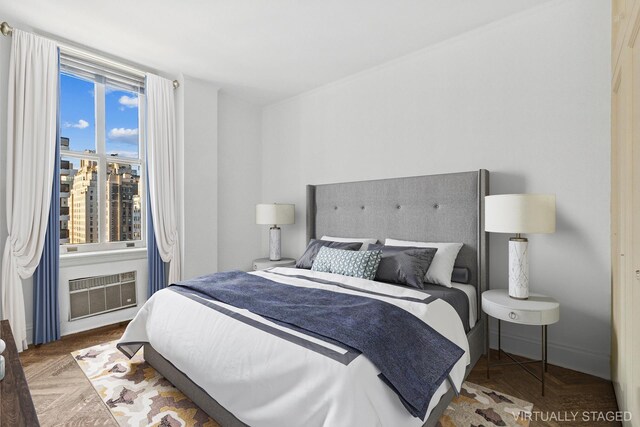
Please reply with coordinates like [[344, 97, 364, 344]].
[[60, 70, 147, 255]]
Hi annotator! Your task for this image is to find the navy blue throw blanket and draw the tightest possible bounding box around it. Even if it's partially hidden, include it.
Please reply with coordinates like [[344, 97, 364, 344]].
[[171, 271, 465, 419]]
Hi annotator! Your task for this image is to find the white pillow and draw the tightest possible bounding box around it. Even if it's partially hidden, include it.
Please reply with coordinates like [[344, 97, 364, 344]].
[[321, 236, 378, 251], [385, 238, 463, 288]]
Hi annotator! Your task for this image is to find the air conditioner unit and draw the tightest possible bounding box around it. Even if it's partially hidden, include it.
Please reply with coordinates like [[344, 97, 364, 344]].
[[69, 271, 137, 321]]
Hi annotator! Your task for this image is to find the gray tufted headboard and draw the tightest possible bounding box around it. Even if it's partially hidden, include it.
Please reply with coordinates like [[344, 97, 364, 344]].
[[306, 170, 489, 313]]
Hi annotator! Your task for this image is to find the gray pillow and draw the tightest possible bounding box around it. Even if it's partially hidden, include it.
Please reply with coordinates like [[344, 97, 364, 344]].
[[369, 244, 438, 289], [451, 267, 470, 284], [296, 239, 363, 269]]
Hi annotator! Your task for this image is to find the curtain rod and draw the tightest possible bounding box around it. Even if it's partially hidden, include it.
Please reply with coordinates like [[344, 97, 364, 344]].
[[1, 21, 179, 89]]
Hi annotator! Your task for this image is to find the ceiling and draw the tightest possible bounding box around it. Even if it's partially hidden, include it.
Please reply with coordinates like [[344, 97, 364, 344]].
[[1, 0, 550, 104]]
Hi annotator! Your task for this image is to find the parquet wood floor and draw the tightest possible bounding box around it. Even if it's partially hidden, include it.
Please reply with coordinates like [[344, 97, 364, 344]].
[[19, 322, 620, 427], [468, 350, 621, 427], [21, 323, 126, 427]]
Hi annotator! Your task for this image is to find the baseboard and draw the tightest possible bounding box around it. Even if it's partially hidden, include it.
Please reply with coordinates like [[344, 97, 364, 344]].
[[489, 329, 610, 380], [61, 316, 134, 337], [25, 318, 131, 347]]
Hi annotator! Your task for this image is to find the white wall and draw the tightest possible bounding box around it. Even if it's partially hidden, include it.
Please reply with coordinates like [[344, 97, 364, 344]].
[[182, 76, 219, 278], [217, 93, 263, 271], [261, 0, 611, 378]]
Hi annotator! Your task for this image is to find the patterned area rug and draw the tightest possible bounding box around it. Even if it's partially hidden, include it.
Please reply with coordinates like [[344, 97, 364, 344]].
[[72, 341, 218, 426], [73, 341, 532, 427], [438, 382, 532, 427]]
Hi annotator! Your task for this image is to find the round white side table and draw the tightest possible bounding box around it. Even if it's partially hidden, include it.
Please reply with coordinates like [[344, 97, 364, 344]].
[[482, 289, 560, 396]]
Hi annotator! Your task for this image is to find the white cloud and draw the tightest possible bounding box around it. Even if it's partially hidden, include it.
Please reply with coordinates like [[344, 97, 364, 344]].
[[63, 119, 89, 129], [118, 95, 138, 108], [108, 127, 139, 144]]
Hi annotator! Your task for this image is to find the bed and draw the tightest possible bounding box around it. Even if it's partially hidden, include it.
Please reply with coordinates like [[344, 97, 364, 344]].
[[118, 169, 489, 426]]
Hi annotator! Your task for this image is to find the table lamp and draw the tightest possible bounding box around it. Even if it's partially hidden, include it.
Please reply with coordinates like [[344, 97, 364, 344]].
[[256, 203, 295, 261], [485, 194, 556, 299]]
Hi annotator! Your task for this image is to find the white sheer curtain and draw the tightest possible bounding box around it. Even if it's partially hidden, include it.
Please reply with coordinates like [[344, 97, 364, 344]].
[[146, 74, 181, 284], [1, 30, 58, 351]]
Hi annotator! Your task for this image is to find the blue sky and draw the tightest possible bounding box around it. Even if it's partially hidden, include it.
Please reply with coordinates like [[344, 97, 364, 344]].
[[60, 73, 140, 158]]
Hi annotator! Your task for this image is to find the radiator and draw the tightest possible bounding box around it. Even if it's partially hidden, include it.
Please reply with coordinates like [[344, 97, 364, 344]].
[[68, 271, 137, 320]]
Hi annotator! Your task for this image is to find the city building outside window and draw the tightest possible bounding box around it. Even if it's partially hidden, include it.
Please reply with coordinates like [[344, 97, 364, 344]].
[[59, 61, 146, 254]]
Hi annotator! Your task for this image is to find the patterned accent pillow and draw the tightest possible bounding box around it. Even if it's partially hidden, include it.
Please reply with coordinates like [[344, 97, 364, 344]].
[[311, 246, 382, 280]]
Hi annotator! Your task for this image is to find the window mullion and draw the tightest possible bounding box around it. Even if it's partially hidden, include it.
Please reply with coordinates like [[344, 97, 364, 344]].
[[96, 82, 107, 246]]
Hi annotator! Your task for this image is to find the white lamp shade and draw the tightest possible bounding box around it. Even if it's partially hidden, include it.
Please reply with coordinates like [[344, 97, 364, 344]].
[[256, 203, 295, 225], [485, 194, 556, 234]]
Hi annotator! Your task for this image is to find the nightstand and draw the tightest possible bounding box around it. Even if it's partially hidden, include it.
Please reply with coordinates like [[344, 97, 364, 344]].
[[482, 289, 559, 396], [252, 258, 296, 271]]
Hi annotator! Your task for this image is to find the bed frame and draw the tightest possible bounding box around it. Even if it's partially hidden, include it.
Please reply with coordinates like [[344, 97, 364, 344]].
[[145, 169, 489, 427]]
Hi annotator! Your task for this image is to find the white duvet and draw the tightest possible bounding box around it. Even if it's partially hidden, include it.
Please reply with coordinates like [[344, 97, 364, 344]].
[[119, 267, 470, 427]]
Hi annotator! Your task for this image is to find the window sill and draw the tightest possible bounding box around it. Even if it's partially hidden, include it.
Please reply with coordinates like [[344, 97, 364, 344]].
[[60, 247, 147, 268]]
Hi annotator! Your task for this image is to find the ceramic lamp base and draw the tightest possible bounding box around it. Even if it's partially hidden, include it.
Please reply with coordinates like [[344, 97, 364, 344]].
[[269, 227, 281, 261], [508, 237, 529, 299]]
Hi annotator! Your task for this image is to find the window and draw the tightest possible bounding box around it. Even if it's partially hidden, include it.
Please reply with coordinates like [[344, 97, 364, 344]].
[[59, 54, 145, 253]]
